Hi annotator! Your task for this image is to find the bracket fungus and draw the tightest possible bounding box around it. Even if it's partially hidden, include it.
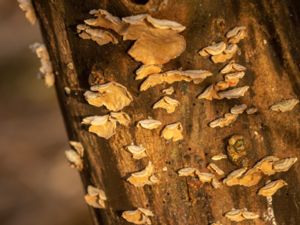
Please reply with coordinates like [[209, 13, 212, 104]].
[[197, 85, 220, 101], [135, 64, 162, 80], [65, 141, 84, 171], [18, 0, 36, 25], [137, 118, 162, 130], [211, 44, 239, 64], [220, 61, 246, 74], [140, 70, 212, 91], [199, 42, 227, 57], [270, 98, 299, 112], [81, 9, 186, 65], [208, 163, 225, 176], [162, 86, 175, 95], [246, 107, 258, 114], [126, 144, 147, 160], [226, 26, 247, 44], [153, 96, 180, 113], [273, 157, 298, 172], [258, 180, 288, 197], [161, 122, 183, 142], [215, 72, 245, 91], [209, 113, 238, 128], [253, 156, 280, 176], [230, 104, 247, 115], [30, 43, 54, 88], [218, 86, 249, 99], [225, 208, 259, 222], [211, 153, 228, 161], [77, 24, 118, 45], [84, 185, 107, 208], [122, 208, 154, 225], [127, 162, 159, 187], [84, 81, 133, 111], [82, 112, 130, 139], [223, 167, 248, 186]]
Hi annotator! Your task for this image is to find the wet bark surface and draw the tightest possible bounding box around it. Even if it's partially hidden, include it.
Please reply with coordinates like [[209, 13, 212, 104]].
[[33, 0, 300, 224]]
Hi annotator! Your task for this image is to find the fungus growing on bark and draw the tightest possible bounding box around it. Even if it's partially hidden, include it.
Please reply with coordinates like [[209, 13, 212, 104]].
[[137, 118, 162, 130], [84, 185, 107, 208], [140, 70, 212, 91], [207, 163, 225, 176], [77, 24, 118, 45], [126, 144, 147, 160], [197, 85, 220, 100], [153, 96, 180, 113], [218, 86, 249, 99], [225, 208, 259, 222], [84, 81, 133, 111], [246, 107, 258, 114], [230, 104, 247, 115], [270, 98, 299, 112], [178, 167, 197, 177], [135, 64, 162, 80], [220, 61, 246, 74], [161, 122, 183, 142], [253, 156, 280, 176], [209, 113, 238, 128], [211, 153, 228, 161], [199, 42, 227, 56], [273, 157, 298, 172], [226, 26, 247, 44], [238, 168, 262, 187], [65, 141, 84, 171], [211, 44, 239, 64], [127, 161, 159, 187], [122, 208, 154, 225], [82, 112, 130, 139], [162, 86, 174, 95], [18, 0, 36, 25], [258, 180, 288, 197], [30, 43, 55, 87], [223, 167, 248, 186]]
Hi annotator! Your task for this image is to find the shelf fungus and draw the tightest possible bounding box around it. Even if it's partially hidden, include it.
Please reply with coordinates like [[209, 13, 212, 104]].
[[226, 26, 247, 44], [161, 122, 183, 142], [246, 107, 258, 114], [230, 104, 247, 115], [65, 141, 84, 171], [273, 157, 298, 172], [223, 167, 248, 186], [253, 156, 280, 176], [162, 86, 175, 95], [225, 208, 259, 222], [178, 167, 197, 177], [84, 81, 133, 111], [137, 118, 162, 130], [199, 42, 227, 57], [218, 86, 249, 99], [18, 0, 36, 25], [258, 180, 288, 197], [84, 185, 107, 208], [122, 208, 154, 225], [211, 153, 228, 161], [197, 85, 220, 101], [207, 163, 225, 176], [127, 162, 159, 187], [81, 9, 186, 65], [77, 24, 118, 46], [217, 71, 245, 91], [211, 44, 239, 64], [82, 112, 130, 139], [220, 61, 246, 74], [135, 64, 162, 80], [209, 113, 238, 128], [227, 135, 247, 166], [178, 168, 219, 188], [270, 98, 299, 112], [30, 43, 55, 88], [126, 144, 147, 160], [140, 70, 212, 91], [153, 96, 179, 113]]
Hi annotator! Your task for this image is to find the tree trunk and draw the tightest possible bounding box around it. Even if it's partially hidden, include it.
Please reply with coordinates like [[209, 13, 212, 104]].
[[33, 0, 300, 224]]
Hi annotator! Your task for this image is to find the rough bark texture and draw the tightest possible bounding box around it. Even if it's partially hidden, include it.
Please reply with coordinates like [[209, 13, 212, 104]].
[[33, 0, 300, 224]]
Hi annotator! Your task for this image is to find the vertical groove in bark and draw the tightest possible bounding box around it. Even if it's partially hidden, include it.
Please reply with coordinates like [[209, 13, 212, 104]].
[[33, 0, 300, 224]]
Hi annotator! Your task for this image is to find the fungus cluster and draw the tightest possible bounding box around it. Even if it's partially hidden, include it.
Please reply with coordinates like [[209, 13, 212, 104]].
[[65, 141, 84, 171]]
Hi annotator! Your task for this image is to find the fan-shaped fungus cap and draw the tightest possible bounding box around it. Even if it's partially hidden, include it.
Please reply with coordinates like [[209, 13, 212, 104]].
[[161, 122, 183, 142], [270, 98, 299, 112], [258, 179, 287, 197], [153, 96, 179, 113]]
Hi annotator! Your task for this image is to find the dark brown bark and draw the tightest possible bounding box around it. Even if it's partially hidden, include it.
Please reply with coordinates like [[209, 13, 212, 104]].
[[33, 0, 300, 224]]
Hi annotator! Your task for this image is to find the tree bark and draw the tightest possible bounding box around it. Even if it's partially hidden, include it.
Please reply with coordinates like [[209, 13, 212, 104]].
[[33, 0, 300, 224]]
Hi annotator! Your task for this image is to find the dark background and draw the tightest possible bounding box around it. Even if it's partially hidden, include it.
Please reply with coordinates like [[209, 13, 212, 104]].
[[0, 1, 92, 225]]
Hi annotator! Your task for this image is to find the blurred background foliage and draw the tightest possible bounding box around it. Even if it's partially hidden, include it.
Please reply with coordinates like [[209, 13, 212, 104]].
[[0, 1, 92, 225]]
